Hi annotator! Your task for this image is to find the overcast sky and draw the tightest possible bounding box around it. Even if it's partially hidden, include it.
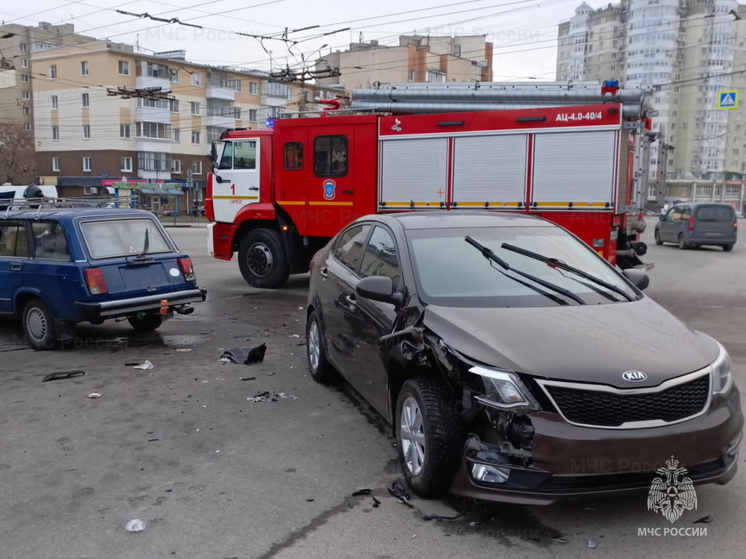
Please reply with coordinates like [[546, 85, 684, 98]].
[[1, 0, 592, 81]]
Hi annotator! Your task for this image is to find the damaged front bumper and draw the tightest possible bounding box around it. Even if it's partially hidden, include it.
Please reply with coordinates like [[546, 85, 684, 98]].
[[450, 389, 743, 506]]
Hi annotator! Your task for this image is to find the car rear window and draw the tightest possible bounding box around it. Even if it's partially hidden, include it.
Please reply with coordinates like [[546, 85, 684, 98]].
[[80, 218, 171, 259], [695, 205, 734, 222]]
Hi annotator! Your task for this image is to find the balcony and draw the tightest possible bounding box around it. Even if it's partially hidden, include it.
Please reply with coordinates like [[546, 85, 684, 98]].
[[206, 100, 239, 129], [136, 61, 172, 92]]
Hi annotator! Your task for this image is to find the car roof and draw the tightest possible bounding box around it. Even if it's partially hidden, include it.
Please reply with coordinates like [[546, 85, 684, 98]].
[[367, 211, 553, 231], [674, 202, 735, 209], [0, 208, 157, 223]]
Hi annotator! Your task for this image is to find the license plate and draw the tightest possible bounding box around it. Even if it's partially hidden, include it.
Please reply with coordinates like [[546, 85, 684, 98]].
[[705, 232, 723, 237]]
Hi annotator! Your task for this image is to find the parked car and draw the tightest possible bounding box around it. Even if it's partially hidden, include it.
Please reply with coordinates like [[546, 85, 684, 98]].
[[655, 202, 737, 250], [306, 211, 742, 504], [0, 208, 206, 349]]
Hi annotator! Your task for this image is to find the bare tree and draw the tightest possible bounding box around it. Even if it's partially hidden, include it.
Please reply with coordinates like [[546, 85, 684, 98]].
[[0, 124, 35, 184]]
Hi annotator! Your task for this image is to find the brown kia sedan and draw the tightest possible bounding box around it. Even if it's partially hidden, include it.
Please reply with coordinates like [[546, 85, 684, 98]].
[[305, 212, 743, 505]]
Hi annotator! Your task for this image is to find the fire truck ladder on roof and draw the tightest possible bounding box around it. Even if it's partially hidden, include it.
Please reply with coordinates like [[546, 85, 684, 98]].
[[350, 80, 652, 119]]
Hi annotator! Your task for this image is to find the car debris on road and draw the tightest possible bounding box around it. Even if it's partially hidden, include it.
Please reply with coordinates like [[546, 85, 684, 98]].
[[41, 370, 85, 383], [220, 343, 267, 365]]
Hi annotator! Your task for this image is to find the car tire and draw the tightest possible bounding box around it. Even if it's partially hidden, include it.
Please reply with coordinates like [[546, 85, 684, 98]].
[[238, 228, 290, 289], [678, 233, 688, 250], [654, 229, 663, 245], [23, 298, 58, 350], [395, 378, 464, 498], [306, 310, 334, 383], [723, 244, 734, 252], [128, 314, 163, 331]]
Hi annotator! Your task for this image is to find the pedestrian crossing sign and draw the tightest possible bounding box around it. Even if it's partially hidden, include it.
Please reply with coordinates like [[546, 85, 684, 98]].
[[717, 90, 738, 110]]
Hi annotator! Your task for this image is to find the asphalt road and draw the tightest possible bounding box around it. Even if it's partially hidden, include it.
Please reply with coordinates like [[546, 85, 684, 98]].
[[1, 223, 745, 559]]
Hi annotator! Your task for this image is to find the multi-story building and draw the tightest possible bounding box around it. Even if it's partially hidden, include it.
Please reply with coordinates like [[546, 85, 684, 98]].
[[315, 34, 493, 92], [30, 41, 268, 207], [556, 0, 746, 202], [0, 21, 96, 134]]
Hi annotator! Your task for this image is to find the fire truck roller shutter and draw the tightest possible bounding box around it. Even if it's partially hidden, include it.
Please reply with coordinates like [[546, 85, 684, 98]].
[[531, 130, 617, 209], [380, 138, 448, 208], [452, 134, 528, 208]]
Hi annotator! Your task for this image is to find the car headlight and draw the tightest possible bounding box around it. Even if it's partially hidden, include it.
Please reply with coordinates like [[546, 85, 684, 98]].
[[712, 342, 733, 395], [469, 366, 541, 410]]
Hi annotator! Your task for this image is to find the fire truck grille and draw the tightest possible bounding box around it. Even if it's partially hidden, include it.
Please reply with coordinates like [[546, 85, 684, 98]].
[[544, 375, 710, 428]]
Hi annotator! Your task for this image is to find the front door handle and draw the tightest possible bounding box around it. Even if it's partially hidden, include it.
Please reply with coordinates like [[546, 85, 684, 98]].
[[249, 187, 259, 191], [320, 267, 328, 278], [10, 263, 22, 272], [342, 189, 353, 195], [345, 294, 357, 307]]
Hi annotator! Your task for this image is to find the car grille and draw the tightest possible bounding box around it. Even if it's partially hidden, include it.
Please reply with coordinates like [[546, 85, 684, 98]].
[[544, 374, 710, 427]]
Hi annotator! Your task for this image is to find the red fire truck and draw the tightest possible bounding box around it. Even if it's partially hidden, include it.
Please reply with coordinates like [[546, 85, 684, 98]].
[[206, 93, 651, 288]]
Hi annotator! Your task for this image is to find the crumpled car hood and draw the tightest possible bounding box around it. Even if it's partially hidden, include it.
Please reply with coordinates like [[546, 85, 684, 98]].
[[422, 297, 720, 389]]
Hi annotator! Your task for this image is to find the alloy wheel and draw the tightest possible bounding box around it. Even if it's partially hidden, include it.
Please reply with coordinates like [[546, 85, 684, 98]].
[[400, 397, 426, 476], [308, 319, 320, 372]]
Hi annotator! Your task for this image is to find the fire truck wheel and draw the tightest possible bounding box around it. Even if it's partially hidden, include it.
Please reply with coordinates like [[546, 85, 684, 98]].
[[238, 228, 290, 289]]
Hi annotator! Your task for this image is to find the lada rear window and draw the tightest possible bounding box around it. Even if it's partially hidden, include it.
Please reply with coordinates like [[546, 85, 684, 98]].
[[80, 219, 171, 259]]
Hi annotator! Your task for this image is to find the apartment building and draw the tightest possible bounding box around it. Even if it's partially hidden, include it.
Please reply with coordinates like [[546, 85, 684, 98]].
[[31, 41, 267, 203], [556, 0, 746, 198], [0, 21, 96, 133], [315, 34, 493, 92]]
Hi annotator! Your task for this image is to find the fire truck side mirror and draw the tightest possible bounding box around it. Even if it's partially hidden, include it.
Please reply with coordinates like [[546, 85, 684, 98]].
[[622, 269, 649, 291], [214, 174, 224, 184]]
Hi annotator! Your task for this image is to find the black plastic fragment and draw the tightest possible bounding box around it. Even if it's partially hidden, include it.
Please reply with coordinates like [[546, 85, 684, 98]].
[[372, 496, 381, 508], [221, 343, 267, 365], [388, 479, 412, 508], [694, 515, 713, 524], [352, 489, 372, 497], [42, 370, 85, 383]]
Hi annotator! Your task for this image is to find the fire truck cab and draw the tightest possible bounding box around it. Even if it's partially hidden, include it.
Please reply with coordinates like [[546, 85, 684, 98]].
[[207, 95, 650, 289]]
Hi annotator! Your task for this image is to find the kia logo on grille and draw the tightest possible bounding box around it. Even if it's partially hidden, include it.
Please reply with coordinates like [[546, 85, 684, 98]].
[[622, 370, 648, 382]]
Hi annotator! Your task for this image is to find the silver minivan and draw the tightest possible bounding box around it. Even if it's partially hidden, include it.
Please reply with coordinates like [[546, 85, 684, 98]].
[[655, 202, 737, 251]]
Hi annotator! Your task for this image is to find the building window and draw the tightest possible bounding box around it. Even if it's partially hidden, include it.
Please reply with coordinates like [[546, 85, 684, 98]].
[[313, 135, 348, 177], [25, 122, 31, 131], [170, 69, 179, 83], [234, 79, 242, 92], [118, 60, 130, 76], [192, 160, 203, 174], [82, 92, 89, 107], [52, 126, 59, 140], [169, 99, 179, 113], [22, 90, 30, 100], [249, 81, 258, 95], [408, 70, 415, 81], [137, 97, 169, 109], [137, 151, 172, 172], [50, 64, 57, 79], [83, 125, 91, 139], [120, 123, 131, 138], [81, 61, 89, 76], [287, 88, 293, 101], [52, 157, 60, 172], [234, 107, 241, 120], [171, 159, 182, 173], [21, 58, 28, 68], [21, 73, 29, 83], [191, 131, 201, 144], [172, 128, 180, 143], [249, 109, 258, 121], [83, 156, 92, 172], [207, 127, 226, 142], [284, 142, 303, 170], [50, 95, 58, 110], [23, 106, 30, 115], [136, 122, 172, 139], [20, 43, 27, 52], [191, 102, 200, 115], [121, 156, 133, 172], [191, 72, 201, 86], [145, 62, 169, 78]]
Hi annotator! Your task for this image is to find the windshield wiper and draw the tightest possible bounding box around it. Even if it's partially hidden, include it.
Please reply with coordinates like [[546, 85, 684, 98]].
[[464, 236, 586, 305], [500, 242, 636, 302], [132, 228, 150, 260]]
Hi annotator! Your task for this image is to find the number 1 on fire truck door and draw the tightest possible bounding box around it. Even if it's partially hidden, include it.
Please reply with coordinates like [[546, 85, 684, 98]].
[[311, 134, 353, 237], [214, 139, 260, 222]]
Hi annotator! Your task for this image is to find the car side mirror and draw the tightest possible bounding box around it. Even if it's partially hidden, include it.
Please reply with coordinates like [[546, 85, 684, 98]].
[[622, 269, 649, 291], [356, 276, 405, 307], [659, 214, 666, 221]]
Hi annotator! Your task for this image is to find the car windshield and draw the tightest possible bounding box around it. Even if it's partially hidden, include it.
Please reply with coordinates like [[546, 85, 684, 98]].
[[407, 225, 637, 308], [695, 205, 734, 222], [80, 218, 171, 259]]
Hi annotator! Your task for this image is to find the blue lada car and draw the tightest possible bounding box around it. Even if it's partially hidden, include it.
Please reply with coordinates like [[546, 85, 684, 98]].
[[0, 208, 206, 349]]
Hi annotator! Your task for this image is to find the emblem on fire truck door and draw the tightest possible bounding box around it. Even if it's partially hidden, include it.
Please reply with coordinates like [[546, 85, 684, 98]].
[[391, 118, 402, 132], [323, 179, 336, 200]]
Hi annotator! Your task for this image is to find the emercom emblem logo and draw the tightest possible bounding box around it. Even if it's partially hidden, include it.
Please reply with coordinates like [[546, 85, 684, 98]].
[[647, 455, 698, 523]]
